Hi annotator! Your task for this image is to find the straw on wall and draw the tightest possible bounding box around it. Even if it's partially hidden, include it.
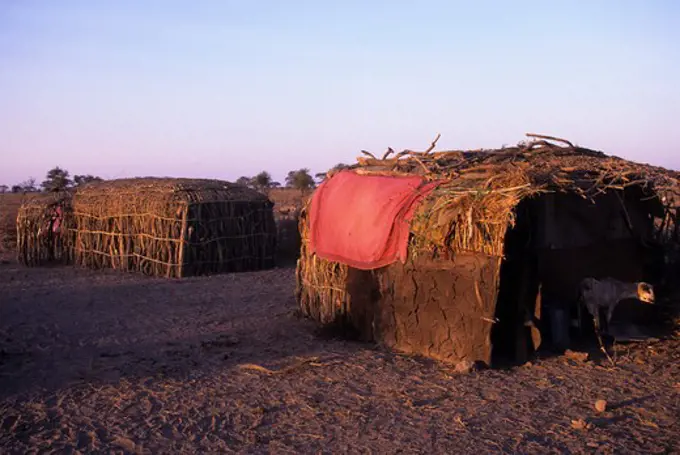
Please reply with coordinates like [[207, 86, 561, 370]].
[[296, 207, 350, 323], [71, 178, 276, 278], [16, 192, 74, 266]]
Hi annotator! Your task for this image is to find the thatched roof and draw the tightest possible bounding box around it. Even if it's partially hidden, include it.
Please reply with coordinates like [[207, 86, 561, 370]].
[[76, 177, 270, 204], [345, 134, 678, 198], [315, 134, 680, 257]]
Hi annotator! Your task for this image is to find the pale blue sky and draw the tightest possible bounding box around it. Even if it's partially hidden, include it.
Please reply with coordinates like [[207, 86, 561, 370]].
[[1, 0, 679, 186]]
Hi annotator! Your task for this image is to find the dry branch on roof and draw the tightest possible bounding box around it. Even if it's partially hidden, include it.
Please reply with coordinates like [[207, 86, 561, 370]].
[[351, 133, 679, 200]]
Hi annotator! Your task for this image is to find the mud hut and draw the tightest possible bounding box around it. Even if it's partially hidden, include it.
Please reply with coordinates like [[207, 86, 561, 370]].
[[16, 191, 74, 266], [296, 134, 679, 367]]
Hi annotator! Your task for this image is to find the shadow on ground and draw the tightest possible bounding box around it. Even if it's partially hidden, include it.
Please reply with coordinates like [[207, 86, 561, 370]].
[[0, 259, 366, 399]]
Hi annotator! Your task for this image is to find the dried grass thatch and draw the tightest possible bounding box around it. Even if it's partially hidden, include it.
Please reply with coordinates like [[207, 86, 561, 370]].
[[69, 178, 276, 278], [16, 191, 74, 266], [296, 210, 350, 325], [297, 134, 680, 330]]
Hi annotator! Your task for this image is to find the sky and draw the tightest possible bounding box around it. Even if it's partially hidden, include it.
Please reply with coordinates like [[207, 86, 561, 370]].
[[1, 0, 679, 187]]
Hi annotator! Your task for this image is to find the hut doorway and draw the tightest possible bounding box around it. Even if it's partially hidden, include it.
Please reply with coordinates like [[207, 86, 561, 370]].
[[491, 199, 539, 365], [491, 189, 662, 365]]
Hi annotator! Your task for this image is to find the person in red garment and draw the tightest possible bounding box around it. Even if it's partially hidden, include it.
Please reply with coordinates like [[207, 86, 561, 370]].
[[46, 205, 63, 261]]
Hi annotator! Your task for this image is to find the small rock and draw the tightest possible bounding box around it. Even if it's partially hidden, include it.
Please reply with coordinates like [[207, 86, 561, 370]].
[[565, 350, 589, 362], [594, 399, 607, 413], [454, 360, 475, 374], [112, 436, 136, 452], [571, 418, 590, 430]]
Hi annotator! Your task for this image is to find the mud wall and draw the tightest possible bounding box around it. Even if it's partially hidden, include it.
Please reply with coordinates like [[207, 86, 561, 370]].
[[346, 254, 502, 366]]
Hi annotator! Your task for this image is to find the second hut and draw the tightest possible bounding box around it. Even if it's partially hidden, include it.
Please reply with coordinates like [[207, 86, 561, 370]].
[[296, 135, 679, 367]]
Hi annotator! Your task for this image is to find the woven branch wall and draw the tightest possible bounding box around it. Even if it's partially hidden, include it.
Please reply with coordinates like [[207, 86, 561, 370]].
[[16, 193, 74, 266], [69, 178, 276, 278]]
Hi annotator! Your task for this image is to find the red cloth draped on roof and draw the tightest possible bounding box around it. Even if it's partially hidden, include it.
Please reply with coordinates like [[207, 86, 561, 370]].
[[308, 170, 440, 270]]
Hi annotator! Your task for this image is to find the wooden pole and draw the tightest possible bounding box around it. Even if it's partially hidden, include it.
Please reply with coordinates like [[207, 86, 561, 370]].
[[177, 202, 188, 278]]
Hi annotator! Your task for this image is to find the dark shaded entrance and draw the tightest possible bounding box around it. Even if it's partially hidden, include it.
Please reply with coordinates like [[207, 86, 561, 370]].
[[491, 189, 662, 364]]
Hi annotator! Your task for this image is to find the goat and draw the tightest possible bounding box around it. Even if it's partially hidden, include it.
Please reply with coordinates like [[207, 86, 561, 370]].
[[577, 277, 655, 361]]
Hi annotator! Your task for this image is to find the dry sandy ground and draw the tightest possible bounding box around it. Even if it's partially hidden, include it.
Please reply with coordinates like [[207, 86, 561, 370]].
[[1, 256, 679, 454]]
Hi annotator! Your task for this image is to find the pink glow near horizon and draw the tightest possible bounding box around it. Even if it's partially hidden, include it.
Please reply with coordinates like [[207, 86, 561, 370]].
[[1, 1, 679, 187]]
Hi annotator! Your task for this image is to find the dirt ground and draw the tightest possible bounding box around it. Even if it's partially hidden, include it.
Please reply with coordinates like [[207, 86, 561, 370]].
[[1, 255, 679, 454]]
